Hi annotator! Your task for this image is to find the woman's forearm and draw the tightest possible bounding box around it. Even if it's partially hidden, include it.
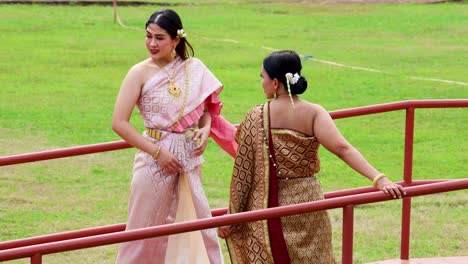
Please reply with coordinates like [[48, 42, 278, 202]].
[[198, 110, 212, 130], [112, 120, 156, 156], [335, 145, 381, 181]]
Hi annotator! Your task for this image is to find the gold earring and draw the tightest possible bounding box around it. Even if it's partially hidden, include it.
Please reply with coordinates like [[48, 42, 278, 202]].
[[171, 49, 176, 59], [274, 90, 277, 99]]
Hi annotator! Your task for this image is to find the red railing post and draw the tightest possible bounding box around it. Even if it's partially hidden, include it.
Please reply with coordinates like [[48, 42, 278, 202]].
[[401, 107, 415, 259], [30, 253, 42, 264], [403, 107, 415, 185], [401, 197, 412, 259], [342, 205, 354, 264]]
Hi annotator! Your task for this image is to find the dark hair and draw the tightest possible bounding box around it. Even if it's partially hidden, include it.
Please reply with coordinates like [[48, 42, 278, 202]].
[[145, 9, 194, 60], [263, 50, 308, 95]]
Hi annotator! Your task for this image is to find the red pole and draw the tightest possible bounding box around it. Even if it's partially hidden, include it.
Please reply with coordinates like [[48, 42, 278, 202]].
[[30, 253, 42, 264], [342, 205, 354, 264], [0, 140, 131, 166], [401, 107, 415, 259], [403, 107, 415, 185], [401, 197, 412, 259]]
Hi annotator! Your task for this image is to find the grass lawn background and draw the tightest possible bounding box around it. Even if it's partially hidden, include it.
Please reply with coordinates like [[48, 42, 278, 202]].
[[0, 1, 467, 263]]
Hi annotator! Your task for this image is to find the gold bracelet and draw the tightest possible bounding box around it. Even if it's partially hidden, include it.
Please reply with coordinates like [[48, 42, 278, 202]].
[[372, 173, 386, 188], [152, 145, 161, 160]]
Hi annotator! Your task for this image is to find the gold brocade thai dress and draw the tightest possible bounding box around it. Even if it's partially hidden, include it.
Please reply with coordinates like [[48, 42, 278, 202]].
[[226, 102, 334, 264]]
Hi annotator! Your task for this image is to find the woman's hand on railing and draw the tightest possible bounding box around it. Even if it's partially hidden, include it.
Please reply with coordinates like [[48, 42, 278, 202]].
[[377, 177, 406, 199], [217, 209, 232, 238], [217, 225, 232, 239]]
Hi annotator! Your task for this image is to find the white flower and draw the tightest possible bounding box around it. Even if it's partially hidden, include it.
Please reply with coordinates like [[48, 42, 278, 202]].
[[177, 29, 187, 38], [285, 72, 300, 85], [291, 73, 300, 84]]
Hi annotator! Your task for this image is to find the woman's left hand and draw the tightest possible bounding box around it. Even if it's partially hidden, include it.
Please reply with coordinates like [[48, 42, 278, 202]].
[[192, 127, 210, 156], [218, 225, 232, 239]]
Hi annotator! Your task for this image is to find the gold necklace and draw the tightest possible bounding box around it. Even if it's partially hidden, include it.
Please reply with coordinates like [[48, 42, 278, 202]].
[[157, 60, 190, 142], [156, 58, 181, 97]]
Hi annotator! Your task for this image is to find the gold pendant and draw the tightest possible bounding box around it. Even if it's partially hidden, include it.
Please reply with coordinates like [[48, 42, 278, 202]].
[[168, 79, 181, 97]]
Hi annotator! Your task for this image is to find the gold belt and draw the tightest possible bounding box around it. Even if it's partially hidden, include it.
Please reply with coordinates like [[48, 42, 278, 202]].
[[146, 127, 197, 142], [146, 128, 162, 140]]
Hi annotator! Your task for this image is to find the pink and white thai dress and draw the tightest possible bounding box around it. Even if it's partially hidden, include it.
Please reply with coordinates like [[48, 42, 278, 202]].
[[116, 57, 237, 264]]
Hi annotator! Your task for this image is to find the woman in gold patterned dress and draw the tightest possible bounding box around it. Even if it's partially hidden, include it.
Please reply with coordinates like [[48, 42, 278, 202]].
[[218, 50, 405, 264]]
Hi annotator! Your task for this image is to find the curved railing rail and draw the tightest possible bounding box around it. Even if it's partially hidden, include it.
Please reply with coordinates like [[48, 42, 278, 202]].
[[2, 99, 466, 167], [0, 180, 443, 251], [0, 180, 466, 263], [1, 99, 467, 264]]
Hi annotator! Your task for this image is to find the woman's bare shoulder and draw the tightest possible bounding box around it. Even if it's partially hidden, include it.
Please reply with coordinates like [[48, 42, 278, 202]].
[[129, 58, 157, 72], [125, 58, 159, 83], [301, 100, 327, 114]]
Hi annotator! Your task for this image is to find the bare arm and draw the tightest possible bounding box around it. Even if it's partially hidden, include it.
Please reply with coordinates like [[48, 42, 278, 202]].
[[112, 66, 155, 155], [112, 65, 182, 174], [198, 103, 212, 131], [313, 105, 405, 198], [313, 105, 379, 180]]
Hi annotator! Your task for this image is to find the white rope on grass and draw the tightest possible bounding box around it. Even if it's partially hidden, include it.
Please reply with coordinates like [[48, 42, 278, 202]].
[[260, 45, 467, 86], [409, 77, 468, 86], [111, 3, 467, 87], [312, 58, 384, 73], [197, 37, 468, 86]]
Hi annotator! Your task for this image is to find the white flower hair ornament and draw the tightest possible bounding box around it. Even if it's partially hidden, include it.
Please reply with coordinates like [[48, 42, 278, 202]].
[[286, 72, 300, 85], [285, 72, 300, 109], [177, 29, 187, 38]]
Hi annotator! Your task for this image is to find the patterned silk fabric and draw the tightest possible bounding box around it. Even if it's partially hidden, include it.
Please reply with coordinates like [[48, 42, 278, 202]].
[[226, 103, 334, 264], [138, 57, 223, 131], [272, 129, 320, 179]]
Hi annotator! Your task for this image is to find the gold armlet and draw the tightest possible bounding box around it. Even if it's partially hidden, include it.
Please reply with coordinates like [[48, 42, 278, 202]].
[[372, 173, 386, 188]]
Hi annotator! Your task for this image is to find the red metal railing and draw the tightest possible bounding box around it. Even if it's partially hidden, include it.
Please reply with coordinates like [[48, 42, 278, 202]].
[[1, 99, 466, 167], [1, 99, 467, 264], [0, 180, 466, 263], [0, 181, 442, 251]]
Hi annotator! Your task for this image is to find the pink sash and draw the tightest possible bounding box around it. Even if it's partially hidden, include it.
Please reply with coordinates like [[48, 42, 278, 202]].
[[137, 57, 238, 157]]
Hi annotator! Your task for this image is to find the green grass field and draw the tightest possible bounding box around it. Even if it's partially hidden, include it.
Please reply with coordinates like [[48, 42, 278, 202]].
[[0, 2, 467, 263]]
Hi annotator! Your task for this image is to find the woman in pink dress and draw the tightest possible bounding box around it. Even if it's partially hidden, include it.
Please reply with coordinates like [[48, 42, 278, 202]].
[[112, 9, 236, 264]]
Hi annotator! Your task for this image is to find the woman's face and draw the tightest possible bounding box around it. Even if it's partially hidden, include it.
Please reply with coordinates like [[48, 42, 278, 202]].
[[261, 66, 276, 99], [145, 23, 179, 64]]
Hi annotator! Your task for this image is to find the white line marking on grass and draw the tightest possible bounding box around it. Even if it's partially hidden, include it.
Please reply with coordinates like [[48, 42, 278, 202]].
[[409, 77, 468, 86], [262, 46, 277, 51], [313, 59, 384, 73], [222, 39, 240, 43], [194, 36, 468, 86], [114, 0, 466, 87], [201, 37, 239, 43]]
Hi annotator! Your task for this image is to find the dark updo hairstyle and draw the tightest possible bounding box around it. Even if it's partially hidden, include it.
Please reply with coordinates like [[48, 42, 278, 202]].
[[145, 9, 194, 60], [263, 50, 308, 95]]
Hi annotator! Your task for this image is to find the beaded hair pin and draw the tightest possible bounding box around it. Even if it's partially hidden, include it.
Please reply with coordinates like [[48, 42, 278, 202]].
[[285, 72, 300, 108]]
